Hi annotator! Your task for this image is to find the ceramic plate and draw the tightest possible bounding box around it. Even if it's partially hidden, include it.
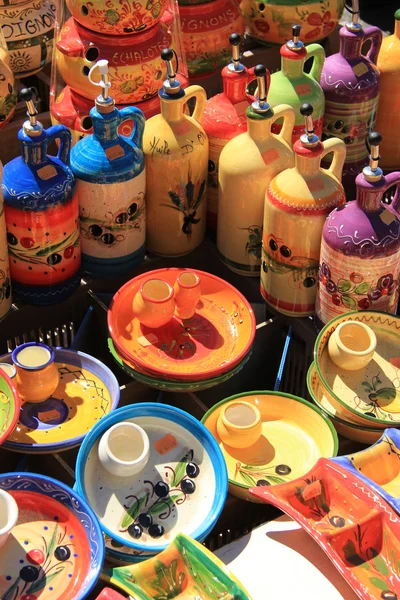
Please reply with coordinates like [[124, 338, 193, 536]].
[[108, 268, 256, 381], [315, 311, 400, 425], [250, 458, 400, 600], [102, 533, 253, 599], [0, 472, 104, 600], [307, 363, 383, 445], [75, 403, 228, 553], [108, 337, 252, 393], [333, 428, 400, 515], [202, 391, 338, 502], [1, 348, 120, 453], [0, 371, 21, 445]]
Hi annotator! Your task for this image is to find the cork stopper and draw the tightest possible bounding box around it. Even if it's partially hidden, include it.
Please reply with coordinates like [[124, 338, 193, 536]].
[[88, 60, 114, 114], [228, 33, 244, 72], [161, 48, 181, 96], [20, 87, 43, 137], [345, 0, 362, 32], [299, 103, 319, 148], [286, 25, 304, 51], [251, 64, 270, 114], [362, 132, 383, 182]]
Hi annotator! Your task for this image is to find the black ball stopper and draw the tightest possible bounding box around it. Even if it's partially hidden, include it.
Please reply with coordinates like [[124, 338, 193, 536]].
[[368, 131, 382, 146], [161, 48, 173, 62], [254, 64, 266, 78], [19, 87, 33, 102], [300, 102, 313, 117], [229, 33, 241, 46], [292, 24, 302, 37]]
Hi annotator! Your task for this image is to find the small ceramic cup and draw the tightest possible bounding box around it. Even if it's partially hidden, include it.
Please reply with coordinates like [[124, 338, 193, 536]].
[[0, 363, 16, 379], [0, 489, 19, 549], [174, 272, 201, 320], [12, 342, 60, 403], [328, 321, 377, 371], [98, 422, 150, 477], [132, 279, 175, 329], [217, 401, 262, 448]]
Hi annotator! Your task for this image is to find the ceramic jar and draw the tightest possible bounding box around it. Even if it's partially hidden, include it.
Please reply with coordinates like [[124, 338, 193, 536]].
[[2, 88, 81, 305], [203, 33, 257, 231], [173, 271, 201, 319], [241, 0, 345, 45], [98, 422, 150, 477], [328, 320, 377, 371], [218, 66, 295, 276], [316, 133, 400, 325], [71, 61, 146, 277], [375, 10, 400, 170], [321, 17, 382, 197], [132, 278, 175, 327], [143, 49, 208, 257], [66, 0, 168, 35], [0, 0, 55, 77], [0, 162, 11, 320], [0, 33, 16, 127], [216, 400, 262, 448], [180, 0, 244, 77], [55, 16, 171, 105], [261, 103, 346, 316], [12, 342, 60, 403], [267, 26, 325, 144]]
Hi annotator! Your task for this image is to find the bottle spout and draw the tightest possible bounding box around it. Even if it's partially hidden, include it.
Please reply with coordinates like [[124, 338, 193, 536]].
[[228, 33, 245, 72], [286, 24, 304, 51], [88, 59, 114, 113], [345, 0, 362, 32], [20, 87, 43, 137], [362, 132, 383, 182], [299, 103, 319, 148], [161, 48, 182, 96], [251, 64, 270, 114]]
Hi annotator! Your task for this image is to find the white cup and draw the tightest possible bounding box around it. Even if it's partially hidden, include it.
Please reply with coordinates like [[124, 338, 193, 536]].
[[0, 489, 19, 549], [328, 321, 377, 371], [98, 422, 150, 477]]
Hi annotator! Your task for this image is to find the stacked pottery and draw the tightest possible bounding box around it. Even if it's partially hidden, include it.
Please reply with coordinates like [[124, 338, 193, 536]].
[[0, 26, 16, 127], [51, 0, 188, 145], [178, 0, 244, 78], [0, 0, 56, 78]]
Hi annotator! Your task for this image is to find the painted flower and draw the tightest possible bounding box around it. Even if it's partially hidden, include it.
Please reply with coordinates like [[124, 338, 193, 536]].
[[305, 11, 335, 40], [254, 19, 270, 34], [368, 274, 397, 301]]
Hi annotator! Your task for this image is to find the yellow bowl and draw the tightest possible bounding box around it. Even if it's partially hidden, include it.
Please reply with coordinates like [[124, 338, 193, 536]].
[[307, 363, 384, 445], [202, 391, 338, 502]]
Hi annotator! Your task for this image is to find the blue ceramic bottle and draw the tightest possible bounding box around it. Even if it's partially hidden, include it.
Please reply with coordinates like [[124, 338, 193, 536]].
[[71, 60, 146, 278], [2, 88, 81, 306]]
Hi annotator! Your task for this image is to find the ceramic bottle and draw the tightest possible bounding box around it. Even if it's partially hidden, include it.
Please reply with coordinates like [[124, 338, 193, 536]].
[[375, 10, 400, 170], [261, 103, 346, 316], [71, 60, 146, 278], [203, 33, 258, 232], [267, 25, 325, 144], [320, 1, 382, 197], [143, 48, 208, 257], [217, 65, 295, 276], [0, 27, 16, 128], [316, 132, 400, 325], [0, 162, 11, 320], [2, 88, 81, 305]]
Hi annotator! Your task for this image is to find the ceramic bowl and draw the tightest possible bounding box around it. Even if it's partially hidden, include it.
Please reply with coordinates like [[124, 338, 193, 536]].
[[202, 391, 338, 502], [307, 363, 383, 445], [314, 311, 400, 426], [333, 428, 400, 515], [108, 337, 252, 393], [0, 489, 18, 549], [250, 458, 400, 600], [75, 403, 228, 553], [0, 347, 120, 454], [0, 472, 104, 600], [108, 268, 256, 382], [0, 370, 20, 446], [103, 533, 253, 599]]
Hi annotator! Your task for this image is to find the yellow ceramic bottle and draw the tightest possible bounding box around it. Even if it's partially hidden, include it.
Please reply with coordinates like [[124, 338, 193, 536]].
[[143, 49, 209, 257], [261, 103, 346, 316], [375, 10, 400, 170], [217, 65, 295, 276]]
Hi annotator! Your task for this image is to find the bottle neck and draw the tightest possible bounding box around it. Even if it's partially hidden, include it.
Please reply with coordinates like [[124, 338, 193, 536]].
[[247, 114, 272, 142], [281, 56, 305, 78], [20, 138, 48, 166], [222, 68, 249, 104], [295, 153, 321, 177], [396, 18, 400, 40], [92, 111, 121, 144], [356, 184, 383, 211], [339, 32, 363, 59], [160, 96, 185, 122]]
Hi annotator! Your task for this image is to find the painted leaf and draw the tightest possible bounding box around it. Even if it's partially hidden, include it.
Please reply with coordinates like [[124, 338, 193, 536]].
[[193, 180, 206, 211], [397, 559, 400, 577], [343, 540, 365, 566], [359, 562, 371, 571], [168, 191, 184, 211], [368, 577, 391, 591], [337, 279, 352, 293], [2, 577, 21, 600], [239, 471, 256, 487], [27, 569, 64, 594], [372, 554, 389, 576], [355, 282, 370, 295], [147, 495, 180, 517], [47, 523, 59, 558], [264, 475, 286, 484], [36, 231, 77, 257], [171, 450, 192, 487], [121, 494, 147, 529], [185, 180, 195, 208], [342, 295, 357, 310]]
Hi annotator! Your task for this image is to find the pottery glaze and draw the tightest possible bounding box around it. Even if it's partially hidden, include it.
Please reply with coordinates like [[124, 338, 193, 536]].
[[216, 400, 262, 448], [12, 342, 60, 403], [0, 369, 20, 446], [0, 162, 11, 320], [132, 278, 175, 328], [328, 320, 377, 371], [173, 271, 201, 319], [267, 26, 325, 144], [218, 65, 295, 276], [316, 133, 400, 325], [0, 489, 18, 549], [261, 103, 346, 316], [98, 422, 150, 477], [144, 50, 209, 257], [2, 88, 81, 305], [0, 29, 16, 127]]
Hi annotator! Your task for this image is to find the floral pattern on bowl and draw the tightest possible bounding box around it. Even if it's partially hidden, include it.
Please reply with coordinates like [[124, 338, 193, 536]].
[[0, 370, 20, 445]]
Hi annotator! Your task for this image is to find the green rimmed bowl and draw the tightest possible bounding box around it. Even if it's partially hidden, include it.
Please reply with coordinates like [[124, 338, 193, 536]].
[[0, 370, 20, 445]]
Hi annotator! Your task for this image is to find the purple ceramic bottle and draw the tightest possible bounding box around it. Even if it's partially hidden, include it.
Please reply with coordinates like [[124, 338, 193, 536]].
[[316, 132, 400, 325], [320, 2, 382, 199]]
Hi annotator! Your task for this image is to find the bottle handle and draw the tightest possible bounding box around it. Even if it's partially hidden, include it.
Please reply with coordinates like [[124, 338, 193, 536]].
[[320, 138, 346, 181], [44, 124, 72, 165], [270, 104, 296, 146], [118, 106, 145, 148], [361, 26, 382, 65], [305, 44, 326, 82], [245, 66, 257, 103], [183, 85, 207, 125], [381, 172, 400, 219]]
